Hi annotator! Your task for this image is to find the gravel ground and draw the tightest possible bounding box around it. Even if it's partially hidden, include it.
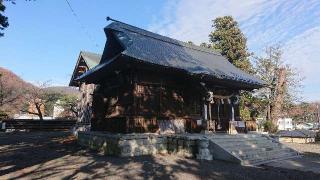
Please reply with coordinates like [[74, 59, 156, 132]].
[[0, 132, 319, 180], [283, 142, 320, 157], [263, 142, 320, 174]]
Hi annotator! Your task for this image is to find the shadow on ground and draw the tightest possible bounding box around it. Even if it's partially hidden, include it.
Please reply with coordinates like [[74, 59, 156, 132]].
[[0, 132, 319, 180], [0, 132, 78, 177]]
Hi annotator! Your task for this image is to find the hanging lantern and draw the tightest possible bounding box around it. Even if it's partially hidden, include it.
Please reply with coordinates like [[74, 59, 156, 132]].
[[206, 91, 214, 103], [231, 95, 240, 105]]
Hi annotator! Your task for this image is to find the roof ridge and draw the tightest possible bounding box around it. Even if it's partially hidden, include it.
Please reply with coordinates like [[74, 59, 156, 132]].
[[80, 50, 102, 56], [108, 22, 222, 57]]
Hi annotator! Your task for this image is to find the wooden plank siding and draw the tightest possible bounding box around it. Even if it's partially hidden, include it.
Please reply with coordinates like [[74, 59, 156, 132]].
[[90, 68, 240, 133]]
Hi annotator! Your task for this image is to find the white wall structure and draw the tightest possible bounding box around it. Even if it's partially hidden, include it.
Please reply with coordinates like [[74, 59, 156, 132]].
[[53, 100, 65, 119], [13, 114, 53, 120], [277, 118, 293, 130]]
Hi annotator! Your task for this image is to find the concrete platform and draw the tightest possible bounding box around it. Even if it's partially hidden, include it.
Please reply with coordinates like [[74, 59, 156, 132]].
[[77, 131, 299, 166], [77, 131, 211, 158]]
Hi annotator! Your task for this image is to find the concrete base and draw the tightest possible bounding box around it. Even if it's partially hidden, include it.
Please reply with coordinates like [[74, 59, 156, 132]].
[[77, 132, 298, 165], [77, 131, 210, 158]]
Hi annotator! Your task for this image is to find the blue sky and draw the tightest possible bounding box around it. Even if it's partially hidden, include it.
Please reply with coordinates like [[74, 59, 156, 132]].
[[1, 0, 320, 102], [0, 0, 164, 84]]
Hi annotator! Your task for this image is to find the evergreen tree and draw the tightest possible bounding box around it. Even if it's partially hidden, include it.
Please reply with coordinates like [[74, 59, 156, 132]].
[[209, 16, 252, 73], [208, 16, 255, 121], [200, 42, 211, 48], [186, 41, 194, 45], [0, 0, 9, 37]]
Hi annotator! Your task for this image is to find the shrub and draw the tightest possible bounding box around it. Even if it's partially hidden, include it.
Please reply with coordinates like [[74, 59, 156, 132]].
[[0, 110, 8, 119], [263, 120, 278, 133]]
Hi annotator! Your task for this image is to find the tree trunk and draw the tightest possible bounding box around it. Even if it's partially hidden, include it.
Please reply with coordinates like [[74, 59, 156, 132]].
[[267, 103, 271, 121], [35, 104, 43, 121], [271, 68, 286, 125]]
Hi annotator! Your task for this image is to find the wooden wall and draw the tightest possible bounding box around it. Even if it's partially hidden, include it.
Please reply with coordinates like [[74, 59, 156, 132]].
[[90, 68, 240, 133]]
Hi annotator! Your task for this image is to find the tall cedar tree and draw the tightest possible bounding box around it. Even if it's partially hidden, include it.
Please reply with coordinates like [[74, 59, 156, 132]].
[[209, 16, 253, 74], [209, 16, 254, 120]]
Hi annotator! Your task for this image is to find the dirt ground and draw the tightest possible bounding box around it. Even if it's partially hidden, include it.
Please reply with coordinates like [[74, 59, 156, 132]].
[[0, 132, 319, 180], [284, 141, 320, 156], [264, 141, 320, 174]]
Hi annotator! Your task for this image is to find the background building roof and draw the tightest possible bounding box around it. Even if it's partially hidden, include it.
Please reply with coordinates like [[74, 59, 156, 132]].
[[80, 51, 101, 69], [277, 129, 317, 138], [69, 51, 101, 86]]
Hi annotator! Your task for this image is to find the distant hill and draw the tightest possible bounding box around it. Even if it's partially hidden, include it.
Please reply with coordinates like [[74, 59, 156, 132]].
[[0, 67, 80, 117], [0, 67, 35, 116], [0, 67, 35, 90], [45, 86, 80, 96]]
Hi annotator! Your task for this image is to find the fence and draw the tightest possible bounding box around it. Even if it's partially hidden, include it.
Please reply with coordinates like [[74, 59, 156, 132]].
[[1, 119, 76, 131]]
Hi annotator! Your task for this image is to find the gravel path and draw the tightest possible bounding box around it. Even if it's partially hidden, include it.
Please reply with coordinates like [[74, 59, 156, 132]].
[[0, 132, 319, 180]]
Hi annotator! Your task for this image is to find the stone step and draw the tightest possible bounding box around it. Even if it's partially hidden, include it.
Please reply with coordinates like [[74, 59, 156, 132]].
[[253, 151, 298, 161], [216, 138, 273, 144], [212, 134, 263, 139], [236, 148, 293, 159], [230, 146, 286, 156], [208, 134, 298, 166], [222, 142, 283, 150], [242, 152, 299, 165], [211, 136, 268, 140], [211, 137, 270, 143], [215, 141, 276, 149]]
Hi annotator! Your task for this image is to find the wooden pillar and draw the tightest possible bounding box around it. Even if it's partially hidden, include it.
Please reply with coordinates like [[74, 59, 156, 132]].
[[203, 103, 208, 131], [216, 99, 221, 130], [208, 102, 212, 131]]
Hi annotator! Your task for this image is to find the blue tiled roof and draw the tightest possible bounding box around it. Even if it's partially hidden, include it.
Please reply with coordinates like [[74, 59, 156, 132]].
[[79, 22, 266, 88], [277, 129, 316, 138]]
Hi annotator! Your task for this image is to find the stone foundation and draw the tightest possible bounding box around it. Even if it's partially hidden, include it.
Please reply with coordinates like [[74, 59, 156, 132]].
[[166, 135, 200, 157], [78, 131, 208, 158]]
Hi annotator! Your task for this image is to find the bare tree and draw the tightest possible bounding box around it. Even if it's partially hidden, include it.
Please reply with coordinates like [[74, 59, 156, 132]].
[[288, 101, 320, 123], [254, 45, 303, 124], [271, 67, 286, 123], [21, 82, 61, 120]]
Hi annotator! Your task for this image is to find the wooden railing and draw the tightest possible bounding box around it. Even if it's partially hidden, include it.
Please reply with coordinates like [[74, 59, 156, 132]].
[[1, 119, 76, 131]]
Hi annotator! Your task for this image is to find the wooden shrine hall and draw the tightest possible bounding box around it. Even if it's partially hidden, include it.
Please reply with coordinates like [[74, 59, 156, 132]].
[[70, 20, 265, 134]]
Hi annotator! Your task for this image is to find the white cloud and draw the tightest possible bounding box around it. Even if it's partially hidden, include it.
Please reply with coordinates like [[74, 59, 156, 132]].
[[149, 0, 270, 45], [283, 26, 320, 102], [149, 0, 320, 101]]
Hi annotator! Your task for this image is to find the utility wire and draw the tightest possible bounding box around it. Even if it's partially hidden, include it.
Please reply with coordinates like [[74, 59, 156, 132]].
[[65, 0, 99, 48]]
